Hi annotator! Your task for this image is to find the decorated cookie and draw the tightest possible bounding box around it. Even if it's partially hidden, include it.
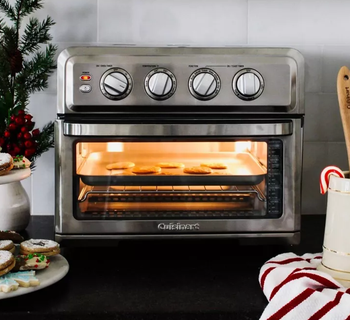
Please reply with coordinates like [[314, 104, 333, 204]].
[[0, 230, 24, 243], [6, 271, 40, 288], [20, 239, 60, 256], [14, 253, 50, 271], [12, 155, 31, 169], [0, 270, 40, 292], [0, 277, 19, 292], [0, 250, 15, 276], [0, 240, 15, 254], [0, 153, 13, 176]]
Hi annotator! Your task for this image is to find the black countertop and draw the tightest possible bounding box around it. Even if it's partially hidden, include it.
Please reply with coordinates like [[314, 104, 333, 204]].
[[0, 215, 326, 320]]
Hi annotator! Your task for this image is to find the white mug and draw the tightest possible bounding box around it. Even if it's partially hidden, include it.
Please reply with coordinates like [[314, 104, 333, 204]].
[[317, 174, 350, 287]]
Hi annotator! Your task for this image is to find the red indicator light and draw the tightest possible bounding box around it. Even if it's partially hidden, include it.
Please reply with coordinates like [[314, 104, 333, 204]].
[[80, 75, 91, 81]]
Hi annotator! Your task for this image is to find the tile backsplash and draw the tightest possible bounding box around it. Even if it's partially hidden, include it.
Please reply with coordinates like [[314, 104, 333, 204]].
[[15, 0, 349, 215]]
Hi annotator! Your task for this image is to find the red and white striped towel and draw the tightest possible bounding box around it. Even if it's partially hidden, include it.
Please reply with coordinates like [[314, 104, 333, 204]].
[[258, 252, 350, 320]]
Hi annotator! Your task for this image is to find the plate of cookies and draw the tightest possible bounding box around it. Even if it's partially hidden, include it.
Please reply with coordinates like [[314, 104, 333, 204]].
[[0, 231, 69, 299]]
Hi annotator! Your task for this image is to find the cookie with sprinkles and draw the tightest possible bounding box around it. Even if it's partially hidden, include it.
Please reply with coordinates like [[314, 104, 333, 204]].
[[14, 253, 50, 271], [12, 155, 31, 169], [20, 239, 60, 256]]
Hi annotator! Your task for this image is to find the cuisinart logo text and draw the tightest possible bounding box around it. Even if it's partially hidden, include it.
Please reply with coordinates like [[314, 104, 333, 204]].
[[158, 223, 200, 231]]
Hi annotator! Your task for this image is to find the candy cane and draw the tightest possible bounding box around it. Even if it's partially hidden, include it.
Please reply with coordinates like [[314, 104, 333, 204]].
[[320, 166, 345, 194]]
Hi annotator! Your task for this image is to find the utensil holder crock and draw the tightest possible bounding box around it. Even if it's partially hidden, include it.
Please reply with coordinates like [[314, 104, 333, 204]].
[[318, 174, 350, 287]]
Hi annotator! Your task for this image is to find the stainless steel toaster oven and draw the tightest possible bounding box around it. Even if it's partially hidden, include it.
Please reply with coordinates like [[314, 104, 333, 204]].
[[55, 47, 304, 244]]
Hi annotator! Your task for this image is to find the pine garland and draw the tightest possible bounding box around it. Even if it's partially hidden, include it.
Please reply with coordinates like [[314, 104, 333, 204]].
[[0, 0, 57, 167]]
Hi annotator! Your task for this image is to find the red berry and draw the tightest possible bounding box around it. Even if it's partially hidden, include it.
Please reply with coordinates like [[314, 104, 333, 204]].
[[24, 114, 33, 120], [8, 123, 16, 131], [4, 131, 11, 138], [17, 132, 23, 139], [23, 132, 32, 140], [13, 147, 21, 155], [0, 137, 4, 146], [18, 110, 25, 115], [15, 117, 25, 125], [32, 128, 40, 137], [24, 140, 33, 148], [26, 121, 35, 131], [21, 126, 27, 133], [10, 115, 16, 121], [24, 148, 35, 158]]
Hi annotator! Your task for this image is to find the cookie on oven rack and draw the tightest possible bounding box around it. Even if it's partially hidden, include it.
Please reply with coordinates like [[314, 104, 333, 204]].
[[183, 166, 212, 174], [20, 239, 60, 257], [132, 166, 161, 174], [156, 162, 185, 168], [200, 162, 228, 169], [106, 161, 135, 170]]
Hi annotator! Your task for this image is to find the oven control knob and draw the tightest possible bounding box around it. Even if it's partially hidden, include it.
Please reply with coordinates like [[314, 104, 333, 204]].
[[145, 68, 176, 100], [100, 68, 132, 100], [189, 69, 220, 100], [232, 69, 264, 100]]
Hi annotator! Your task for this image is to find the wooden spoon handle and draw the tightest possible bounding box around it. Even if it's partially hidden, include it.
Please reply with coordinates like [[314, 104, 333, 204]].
[[337, 66, 350, 171]]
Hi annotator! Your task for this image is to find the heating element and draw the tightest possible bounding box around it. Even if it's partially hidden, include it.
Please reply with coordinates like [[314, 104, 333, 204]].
[[55, 47, 304, 244]]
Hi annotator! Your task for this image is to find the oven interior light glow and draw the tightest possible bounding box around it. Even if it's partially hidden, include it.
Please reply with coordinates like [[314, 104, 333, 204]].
[[234, 141, 252, 152], [88, 152, 102, 160], [107, 142, 124, 152]]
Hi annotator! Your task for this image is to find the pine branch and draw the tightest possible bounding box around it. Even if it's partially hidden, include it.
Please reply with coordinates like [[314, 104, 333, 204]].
[[0, 47, 11, 95], [15, 0, 42, 17], [0, 0, 16, 22], [0, 18, 6, 34], [0, 25, 17, 53], [15, 43, 56, 100], [29, 121, 54, 167], [20, 16, 55, 54], [14, 0, 23, 43]]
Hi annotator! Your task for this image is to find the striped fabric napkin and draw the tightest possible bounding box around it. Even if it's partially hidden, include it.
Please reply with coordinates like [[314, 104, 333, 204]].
[[258, 252, 350, 320]]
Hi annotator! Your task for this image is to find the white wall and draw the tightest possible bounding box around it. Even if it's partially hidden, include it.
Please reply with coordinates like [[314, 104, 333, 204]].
[[20, 0, 350, 215]]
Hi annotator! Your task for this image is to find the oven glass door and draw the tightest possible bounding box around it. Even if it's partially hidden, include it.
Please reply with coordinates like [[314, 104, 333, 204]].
[[74, 139, 283, 220]]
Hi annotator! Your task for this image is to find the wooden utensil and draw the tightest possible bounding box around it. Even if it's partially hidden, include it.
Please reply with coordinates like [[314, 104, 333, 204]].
[[337, 66, 350, 171]]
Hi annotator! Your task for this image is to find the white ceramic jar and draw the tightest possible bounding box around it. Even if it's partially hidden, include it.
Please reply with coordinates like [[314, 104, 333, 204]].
[[318, 175, 350, 287], [0, 168, 31, 231]]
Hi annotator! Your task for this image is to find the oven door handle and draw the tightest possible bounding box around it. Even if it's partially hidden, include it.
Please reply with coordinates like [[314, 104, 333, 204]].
[[63, 122, 293, 136]]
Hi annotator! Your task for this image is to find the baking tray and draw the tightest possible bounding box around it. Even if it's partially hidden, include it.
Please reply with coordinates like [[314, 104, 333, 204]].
[[77, 152, 267, 186]]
